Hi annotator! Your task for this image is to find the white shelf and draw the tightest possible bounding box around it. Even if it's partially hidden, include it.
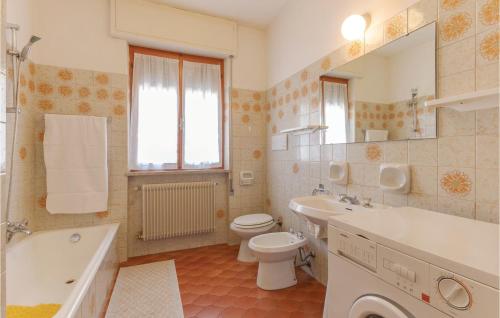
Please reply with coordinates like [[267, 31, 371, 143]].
[[425, 88, 499, 112], [280, 125, 328, 135]]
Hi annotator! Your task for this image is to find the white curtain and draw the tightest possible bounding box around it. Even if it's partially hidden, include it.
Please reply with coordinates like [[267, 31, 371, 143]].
[[323, 81, 348, 144], [182, 61, 222, 169], [129, 53, 179, 170]]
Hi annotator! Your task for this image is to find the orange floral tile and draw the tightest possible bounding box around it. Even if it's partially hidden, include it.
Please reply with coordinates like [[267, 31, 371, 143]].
[[216, 209, 225, 218], [479, 31, 499, 61], [28, 63, 36, 76], [28, 80, 35, 93], [58, 86, 73, 97], [479, 0, 499, 26], [366, 144, 382, 161], [442, 0, 467, 10], [58, 69, 73, 81], [272, 125, 277, 134], [263, 103, 270, 111], [19, 92, 27, 107], [440, 170, 472, 196], [292, 163, 300, 173], [38, 99, 54, 111], [292, 89, 300, 100], [266, 114, 271, 123], [95, 211, 110, 218], [18, 147, 27, 160], [253, 92, 262, 101], [113, 89, 126, 101], [79, 87, 91, 98], [231, 89, 239, 98], [300, 70, 308, 82], [310, 81, 319, 93], [78, 102, 91, 114], [284, 80, 291, 90], [241, 114, 250, 124], [113, 105, 125, 116], [242, 103, 251, 111], [253, 104, 261, 112], [440, 13, 473, 42], [321, 57, 331, 71], [37, 131, 44, 142], [19, 74, 26, 87], [278, 110, 284, 119], [385, 14, 407, 42], [95, 73, 109, 85], [38, 195, 47, 208], [96, 88, 109, 100], [348, 41, 363, 58], [38, 82, 54, 96], [301, 85, 309, 97], [252, 150, 262, 159]]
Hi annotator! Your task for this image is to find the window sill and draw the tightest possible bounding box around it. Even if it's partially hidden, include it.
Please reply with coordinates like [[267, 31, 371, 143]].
[[126, 169, 230, 177]]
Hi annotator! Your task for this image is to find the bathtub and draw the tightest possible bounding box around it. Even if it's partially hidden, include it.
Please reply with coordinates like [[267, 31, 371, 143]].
[[6, 223, 120, 318]]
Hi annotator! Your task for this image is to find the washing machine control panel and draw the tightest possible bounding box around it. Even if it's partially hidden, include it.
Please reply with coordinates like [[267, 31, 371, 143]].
[[377, 244, 430, 299], [328, 227, 377, 271]]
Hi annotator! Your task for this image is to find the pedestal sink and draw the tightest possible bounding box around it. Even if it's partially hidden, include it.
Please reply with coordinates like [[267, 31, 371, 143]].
[[289, 195, 387, 229]]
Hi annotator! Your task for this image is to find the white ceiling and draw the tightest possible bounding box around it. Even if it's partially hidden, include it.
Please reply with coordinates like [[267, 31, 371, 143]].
[[152, 0, 289, 28]]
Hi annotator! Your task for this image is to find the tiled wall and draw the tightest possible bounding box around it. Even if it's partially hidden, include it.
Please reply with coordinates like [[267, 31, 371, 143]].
[[265, 0, 499, 284], [228, 88, 268, 242], [4, 62, 129, 261]]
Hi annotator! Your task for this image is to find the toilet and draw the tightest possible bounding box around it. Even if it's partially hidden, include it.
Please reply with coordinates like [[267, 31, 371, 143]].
[[249, 232, 307, 290], [230, 213, 276, 262]]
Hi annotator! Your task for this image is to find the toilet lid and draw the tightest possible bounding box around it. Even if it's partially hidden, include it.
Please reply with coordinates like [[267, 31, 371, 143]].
[[233, 214, 274, 228]]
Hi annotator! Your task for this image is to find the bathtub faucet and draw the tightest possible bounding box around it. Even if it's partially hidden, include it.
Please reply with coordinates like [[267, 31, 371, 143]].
[[7, 219, 32, 242]]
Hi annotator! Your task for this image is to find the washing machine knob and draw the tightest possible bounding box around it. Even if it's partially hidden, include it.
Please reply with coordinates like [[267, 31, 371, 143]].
[[437, 277, 471, 310]]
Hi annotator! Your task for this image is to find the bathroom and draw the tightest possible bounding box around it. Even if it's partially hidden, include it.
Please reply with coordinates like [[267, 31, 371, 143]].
[[0, 0, 498, 317]]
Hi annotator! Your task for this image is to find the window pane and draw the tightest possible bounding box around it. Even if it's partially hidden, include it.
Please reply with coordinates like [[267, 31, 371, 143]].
[[182, 61, 221, 169], [130, 53, 179, 170], [137, 85, 178, 165]]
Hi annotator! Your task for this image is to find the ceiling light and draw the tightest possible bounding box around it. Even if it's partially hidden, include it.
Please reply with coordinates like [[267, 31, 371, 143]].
[[341, 14, 367, 41]]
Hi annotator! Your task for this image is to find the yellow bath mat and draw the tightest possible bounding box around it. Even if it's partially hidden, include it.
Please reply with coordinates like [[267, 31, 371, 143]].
[[7, 304, 61, 318]]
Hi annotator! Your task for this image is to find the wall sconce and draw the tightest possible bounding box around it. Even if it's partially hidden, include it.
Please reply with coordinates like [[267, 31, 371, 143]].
[[341, 14, 370, 41]]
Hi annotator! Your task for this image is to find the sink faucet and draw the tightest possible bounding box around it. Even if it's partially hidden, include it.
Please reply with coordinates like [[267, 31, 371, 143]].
[[7, 219, 32, 242], [312, 184, 331, 196], [338, 194, 360, 205]]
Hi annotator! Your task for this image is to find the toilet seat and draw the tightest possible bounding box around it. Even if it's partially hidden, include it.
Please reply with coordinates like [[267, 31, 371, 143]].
[[233, 214, 274, 229]]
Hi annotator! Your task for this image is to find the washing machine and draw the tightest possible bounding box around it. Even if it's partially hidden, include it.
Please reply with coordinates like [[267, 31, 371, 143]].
[[325, 207, 499, 318]]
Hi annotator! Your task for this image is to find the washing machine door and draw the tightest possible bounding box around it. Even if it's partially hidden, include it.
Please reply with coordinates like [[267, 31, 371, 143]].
[[349, 295, 412, 318]]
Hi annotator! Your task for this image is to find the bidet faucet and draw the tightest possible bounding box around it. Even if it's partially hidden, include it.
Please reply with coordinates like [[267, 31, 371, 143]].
[[338, 194, 360, 205], [7, 219, 32, 242]]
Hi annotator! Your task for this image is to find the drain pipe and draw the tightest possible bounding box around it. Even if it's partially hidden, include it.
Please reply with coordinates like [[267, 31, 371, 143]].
[[296, 246, 315, 268]]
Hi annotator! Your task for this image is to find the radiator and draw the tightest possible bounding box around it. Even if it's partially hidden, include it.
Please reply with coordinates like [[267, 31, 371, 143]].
[[140, 181, 216, 240]]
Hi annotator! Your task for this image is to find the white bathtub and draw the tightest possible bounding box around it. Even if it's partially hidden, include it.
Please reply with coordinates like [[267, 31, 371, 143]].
[[6, 223, 120, 318]]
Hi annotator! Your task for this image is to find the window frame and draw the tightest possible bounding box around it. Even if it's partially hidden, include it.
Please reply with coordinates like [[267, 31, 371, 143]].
[[320, 76, 349, 145], [129, 45, 225, 171]]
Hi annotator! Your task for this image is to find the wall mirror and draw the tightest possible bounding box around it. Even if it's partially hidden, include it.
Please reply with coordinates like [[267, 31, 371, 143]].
[[320, 22, 436, 144]]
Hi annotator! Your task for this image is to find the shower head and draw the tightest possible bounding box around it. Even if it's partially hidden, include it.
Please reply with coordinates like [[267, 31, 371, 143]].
[[19, 35, 41, 61]]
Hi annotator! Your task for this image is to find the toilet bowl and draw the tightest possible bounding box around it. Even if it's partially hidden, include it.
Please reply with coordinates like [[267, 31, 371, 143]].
[[230, 213, 276, 262], [249, 232, 307, 290]]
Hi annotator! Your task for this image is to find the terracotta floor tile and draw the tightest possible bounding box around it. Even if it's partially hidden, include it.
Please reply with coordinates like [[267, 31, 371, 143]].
[[219, 307, 246, 318], [195, 305, 225, 318], [120, 244, 326, 318]]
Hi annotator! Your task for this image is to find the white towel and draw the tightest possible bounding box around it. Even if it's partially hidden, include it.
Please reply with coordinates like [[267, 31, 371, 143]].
[[44, 114, 108, 214], [365, 129, 389, 142]]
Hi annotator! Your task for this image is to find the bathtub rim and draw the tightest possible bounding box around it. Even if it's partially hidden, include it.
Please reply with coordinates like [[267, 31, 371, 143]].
[[9, 223, 121, 318]]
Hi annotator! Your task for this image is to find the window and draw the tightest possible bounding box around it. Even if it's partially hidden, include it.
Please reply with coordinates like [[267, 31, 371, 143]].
[[129, 46, 224, 170], [321, 76, 349, 144]]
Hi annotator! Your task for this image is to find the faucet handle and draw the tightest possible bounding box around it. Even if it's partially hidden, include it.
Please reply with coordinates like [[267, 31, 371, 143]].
[[289, 228, 295, 234], [296, 231, 304, 239], [362, 197, 373, 208]]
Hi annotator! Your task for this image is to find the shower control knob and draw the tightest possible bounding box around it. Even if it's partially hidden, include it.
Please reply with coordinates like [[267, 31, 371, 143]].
[[437, 277, 471, 310]]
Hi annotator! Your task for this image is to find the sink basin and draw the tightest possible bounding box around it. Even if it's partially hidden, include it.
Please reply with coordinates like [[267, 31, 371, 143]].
[[289, 195, 387, 228]]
